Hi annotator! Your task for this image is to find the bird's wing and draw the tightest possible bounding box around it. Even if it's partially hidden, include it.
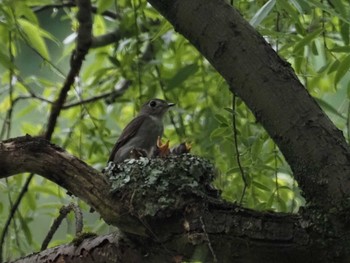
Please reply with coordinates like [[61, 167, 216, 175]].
[[108, 115, 146, 162]]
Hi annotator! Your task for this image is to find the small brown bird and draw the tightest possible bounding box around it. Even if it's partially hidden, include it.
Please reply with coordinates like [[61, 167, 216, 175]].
[[171, 142, 192, 155], [108, 99, 175, 163]]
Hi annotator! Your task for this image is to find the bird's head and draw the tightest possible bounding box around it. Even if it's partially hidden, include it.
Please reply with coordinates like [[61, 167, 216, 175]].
[[140, 98, 175, 118]]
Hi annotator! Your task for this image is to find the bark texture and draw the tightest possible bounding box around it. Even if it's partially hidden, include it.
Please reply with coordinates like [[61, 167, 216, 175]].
[[3, 0, 350, 262], [147, 0, 350, 245], [1, 136, 349, 262], [12, 233, 142, 263]]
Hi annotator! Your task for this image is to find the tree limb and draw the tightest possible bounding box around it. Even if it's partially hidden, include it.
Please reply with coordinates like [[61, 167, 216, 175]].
[[45, 0, 92, 139], [0, 135, 339, 262], [13, 233, 142, 263], [147, 0, 350, 225]]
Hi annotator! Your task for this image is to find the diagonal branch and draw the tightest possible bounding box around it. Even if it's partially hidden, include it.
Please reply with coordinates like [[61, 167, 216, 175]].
[[146, 0, 350, 218], [45, 0, 92, 140], [0, 135, 327, 262], [0, 136, 117, 224], [0, 2, 93, 260]]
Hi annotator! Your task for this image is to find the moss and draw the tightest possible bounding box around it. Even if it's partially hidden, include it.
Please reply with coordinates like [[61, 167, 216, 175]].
[[104, 154, 219, 218], [72, 232, 98, 246]]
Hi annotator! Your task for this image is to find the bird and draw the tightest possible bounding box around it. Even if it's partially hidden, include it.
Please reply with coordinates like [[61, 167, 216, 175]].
[[171, 142, 192, 155], [108, 98, 175, 163]]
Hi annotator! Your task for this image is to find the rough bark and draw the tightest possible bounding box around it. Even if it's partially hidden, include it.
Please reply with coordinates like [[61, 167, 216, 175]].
[[147, 0, 350, 244], [1, 136, 349, 262], [12, 233, 142, 263], [2, 0, 350, 262]]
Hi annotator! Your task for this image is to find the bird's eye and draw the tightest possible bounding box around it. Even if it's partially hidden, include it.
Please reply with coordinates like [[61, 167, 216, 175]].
[[149, 100, 157, 107]]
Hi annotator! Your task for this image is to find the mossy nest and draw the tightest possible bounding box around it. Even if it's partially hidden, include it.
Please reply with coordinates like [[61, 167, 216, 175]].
[[104, 154, 219, 218]]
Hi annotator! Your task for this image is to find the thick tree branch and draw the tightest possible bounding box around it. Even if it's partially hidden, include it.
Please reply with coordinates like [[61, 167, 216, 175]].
[[0, 136, 340, 262], [13, 233, 142, 263], [147, 0, 350, 224], [0, 136, 121, 225]]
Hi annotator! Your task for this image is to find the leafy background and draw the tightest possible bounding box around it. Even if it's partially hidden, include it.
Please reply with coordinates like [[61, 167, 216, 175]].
[[0, 0, 349, 259]]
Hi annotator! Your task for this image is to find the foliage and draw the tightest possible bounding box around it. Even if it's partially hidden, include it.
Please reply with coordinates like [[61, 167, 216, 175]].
[[0, 0, 349, 259]]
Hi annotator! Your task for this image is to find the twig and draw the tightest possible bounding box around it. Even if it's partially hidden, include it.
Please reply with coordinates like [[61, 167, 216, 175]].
[[45, 0, 92, 139], [63, 79, 131, 109], [13, 9, 66, 79], [274, 144, 280, 209], [32, 2, 120, 20], [91, 28, 122, 48], [8, 79, 131, 110], [0, 174, 33, 262], [0, 1, 93, 260], [347, 102, 350, 143], [41, 203, 83, 251], [153, 60, 185, 139], [199, 216, 218, 263], [12, 95, 53, 105], [0, 31, 23, 262], [232, 94, 247, 205]]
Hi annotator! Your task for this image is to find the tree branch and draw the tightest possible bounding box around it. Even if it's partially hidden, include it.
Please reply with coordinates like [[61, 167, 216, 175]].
[[13, 233, 141, 263], [1, 135, 334, 262], [62, 79, 131, 109], [32, 2, 120, 20], [45, 0, 92, 140], [147, 0, 350, 222], [0, 136, 119, 225], [91, 28, 122, 48]]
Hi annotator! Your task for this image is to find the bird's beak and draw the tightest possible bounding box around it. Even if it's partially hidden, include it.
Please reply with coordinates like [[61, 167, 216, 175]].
[[167, 102, 175, 107]]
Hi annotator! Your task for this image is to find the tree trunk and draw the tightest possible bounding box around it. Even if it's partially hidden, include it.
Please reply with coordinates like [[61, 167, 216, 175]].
[[147, 0, 350, 244], [3, 0, 350, 262]]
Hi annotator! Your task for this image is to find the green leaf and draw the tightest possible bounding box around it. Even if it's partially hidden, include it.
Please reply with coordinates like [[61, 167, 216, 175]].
[[97, 0, 114, 14], [252, 181, 271, 192], [17, 2, 38, 24], [327, 0, 347, 19], [334, 54, 350, 86], [30, 186, 60, 196], [340, 21, 349, 45], [224, 107, 234, 114], [18, 215, 33, 244], [277, 0, 300, 21], [266, 191, 276, 209], [18, 18, 50, 60], [214, 113, 228, 124], [0, 48, 15, 69], [293, 28, 323, 54], [330, 46, 350, 53], [166, 63, 198, 90], [328, 59, 340, 74], [314, 98, 346, 119], [226, 167, 245, 174], [306, 0, 350, 24], [210, 127, 229, 140], [152, 21, 173, 41], [25, 0, 53, 6], [250, 0, 276, 27], [276, 195, 287, 212], [289, 0, 309, 14]]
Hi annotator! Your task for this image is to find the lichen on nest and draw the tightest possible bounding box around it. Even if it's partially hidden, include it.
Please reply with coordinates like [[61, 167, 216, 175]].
[[104, 154, 219, 217]]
